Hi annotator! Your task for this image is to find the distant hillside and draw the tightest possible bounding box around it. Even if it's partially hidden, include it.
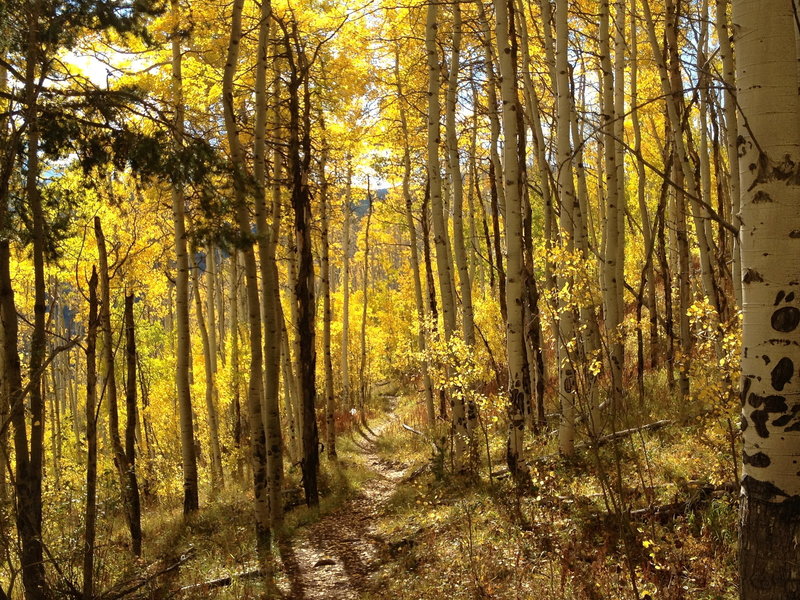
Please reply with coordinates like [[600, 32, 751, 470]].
[[352, 187, 389, 217]]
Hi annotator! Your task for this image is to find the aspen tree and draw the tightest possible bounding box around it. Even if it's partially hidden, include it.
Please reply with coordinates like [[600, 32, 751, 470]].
[[493, 0, 527, 476], [474, 0, 507, 321], [359, 188, 373, 422], [0, 289, 5, 504], [613, 0, 626, 322], [734, 1, 800, 596], [555, 0, 577, 456], [221, 0, 271, 557], [123, 294, 142, 556], [0, 49, 6, 504], [341, 163, 353, 417], [82, 268, 99, 600], [190, 247, 224, 491], [94, 217, 141, 554], [715, 0, 741, 309], [642, 0, 722, 317], [599, 0, 624, 411], [535, 0, 563, 301], [283, 17, 320, 507], [421, 185, 448, 419], [630, 0, 659, 370], [426, 0, 464, 467], [254, 6, 283, 526], [206, 247, 225, 485], [446, 1, 475, 350], [515, 0, 554, 257], [319, 121, 337, 456], [394, 45, 435, 426], [445, 0, 472, 465], [170, 0, 199, 515], [229, 254, 244, 480]]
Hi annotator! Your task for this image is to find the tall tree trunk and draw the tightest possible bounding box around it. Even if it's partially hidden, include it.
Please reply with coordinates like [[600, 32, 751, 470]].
[[631, 0, 659, 370], [555, 0, 577, 456], [735, 2, 800, 597], [600, 0, 624, 412], [341, 165, 352, 418], [445, 0, 472, 468], [421, 187, 447, 420], [222, 0, 271, 558], [285, 26, 319, 508], [395, 48, 435, 426], [446, 1, 475, 349], [475, 0, 507, 322], [123, 294, 142, 556], [254, 8, 284, 527], [229, 253, 244, 481], [206, 248, 225, 486], [716, 0, 741, 310], [191, 246, 224, 491], [83, 268, 99, 600], [95, 217, 141, 549], [426, 1, 460, 444], [280, 310, 301, 461], [359, 190, 373, 422], [643, 0, 722, 316], [474, 0, 507, 315], [0, 40, 7, 507], [494, 0, 527, 477], [319, 124, 337, 457], [425, 0, 458, 343], [170, 0, 199, 515]]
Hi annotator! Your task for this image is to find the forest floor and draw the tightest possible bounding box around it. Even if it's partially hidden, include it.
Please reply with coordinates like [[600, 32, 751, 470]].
[[126, 388, 739, 599], [133, 409, 411, 599]]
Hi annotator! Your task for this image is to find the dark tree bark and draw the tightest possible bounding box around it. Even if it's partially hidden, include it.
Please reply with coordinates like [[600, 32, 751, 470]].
[[94, 216, 141, 555], [280, 16, 319, 508], [123, 294, 143, 556], [83, 268, 99, 600]]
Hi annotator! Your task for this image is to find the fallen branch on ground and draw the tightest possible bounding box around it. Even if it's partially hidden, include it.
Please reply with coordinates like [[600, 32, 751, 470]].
[[401, 423, 439, 455], [534, 420, 674, 463], [604, 481, 737, 524], [97, 548, 196, 600], [175, 569, 265, 594]]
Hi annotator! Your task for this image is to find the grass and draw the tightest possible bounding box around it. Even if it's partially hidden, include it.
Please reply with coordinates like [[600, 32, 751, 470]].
[[359, 391, 739, 600], [24, 385, 738, 600]]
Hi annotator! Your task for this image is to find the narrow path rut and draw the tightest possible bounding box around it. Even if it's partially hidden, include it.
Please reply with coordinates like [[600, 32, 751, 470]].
[[276, 421, 406, 599]]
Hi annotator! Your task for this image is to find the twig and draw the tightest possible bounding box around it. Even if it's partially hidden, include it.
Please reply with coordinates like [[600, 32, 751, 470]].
[[97, 548, 196, 600], [176, 569, 265, 594]]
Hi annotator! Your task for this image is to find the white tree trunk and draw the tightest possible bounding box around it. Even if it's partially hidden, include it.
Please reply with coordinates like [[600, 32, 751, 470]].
[[493, 0, 527, 477], [555, 0, 577, 456], [170, 0, 199, 514], [735, 1, 800, 596]]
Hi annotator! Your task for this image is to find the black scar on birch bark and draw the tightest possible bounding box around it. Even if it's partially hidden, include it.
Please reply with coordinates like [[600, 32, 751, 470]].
[[741, 376, 752, 407], [772, 307, 800, 332], [771, 291, 800, 332], [743, 450, 771, 468], [748, 393, 788, 438], [768, 403, 800, 430], [770, 357, 794, 391], [741, 475, 800, 503]]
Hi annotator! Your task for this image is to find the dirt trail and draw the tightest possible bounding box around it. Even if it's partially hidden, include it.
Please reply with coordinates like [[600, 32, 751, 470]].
[[276, 420, 406, 599]]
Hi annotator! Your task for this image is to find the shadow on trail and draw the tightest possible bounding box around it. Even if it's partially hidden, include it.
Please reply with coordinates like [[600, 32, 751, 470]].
[[275, 421, 406, 600]]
